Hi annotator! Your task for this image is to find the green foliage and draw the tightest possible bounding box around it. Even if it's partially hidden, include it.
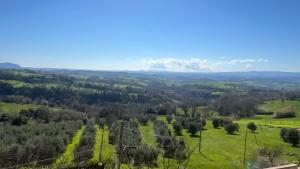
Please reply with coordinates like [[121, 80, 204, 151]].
[[173, 122, 182, 136], [224, 123, 239, 134], [74, 121, 96, 163], [166, 115, 173, 124], [0, 121, 82, 168], [55, 126, 85, 166], [247, 122, 257, 133], [285, 128, 299, 146], [132, 145, 160, 167], [188, 122, 199, 136], [138, 115, 149, 126], [212, 118, 220, 128]]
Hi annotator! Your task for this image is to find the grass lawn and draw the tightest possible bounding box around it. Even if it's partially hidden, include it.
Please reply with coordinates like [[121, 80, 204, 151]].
[[140, 122, 156, 145], [151, 115, 300, 169], [240, 100, 300, 128], [0, 102, 40, 117], [259, 100, 300, 120], [55, 126, 86, 167]]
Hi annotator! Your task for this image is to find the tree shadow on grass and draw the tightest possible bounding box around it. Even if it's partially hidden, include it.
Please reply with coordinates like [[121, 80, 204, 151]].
[[226, 133, 240, 136], [199, 152, 214, 162]]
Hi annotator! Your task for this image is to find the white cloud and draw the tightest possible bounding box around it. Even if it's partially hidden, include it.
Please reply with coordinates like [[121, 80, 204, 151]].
[[140, 58, 212, 72], [139, 57, 268, 72]]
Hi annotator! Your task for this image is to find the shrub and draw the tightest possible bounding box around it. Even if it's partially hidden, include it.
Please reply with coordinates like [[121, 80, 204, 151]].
[[11, 115, 28, 126], [212, 118, 220, 128], [280, 128, 288, 142], [285, 129, 299, 146], [133, 145, 160, 167], [173, 122, 182, 136], [188, 122, 198, 136], [138, 115, 149, 126], [247, 122, 257, 133], [166, 115, 173, 124], [219, 118, 232, 127], [224, 123, 239, 134], [273, 107, 296, 118]]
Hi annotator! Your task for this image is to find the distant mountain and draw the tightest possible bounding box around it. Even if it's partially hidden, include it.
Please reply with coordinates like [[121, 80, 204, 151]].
[[0, 62, 21, 69]]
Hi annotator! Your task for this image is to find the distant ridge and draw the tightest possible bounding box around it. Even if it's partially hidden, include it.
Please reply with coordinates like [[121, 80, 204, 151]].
[[0, 62, 21, 69]]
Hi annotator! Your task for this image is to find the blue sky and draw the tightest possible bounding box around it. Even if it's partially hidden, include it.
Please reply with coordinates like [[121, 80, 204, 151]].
[[0, 0, 299, 72]]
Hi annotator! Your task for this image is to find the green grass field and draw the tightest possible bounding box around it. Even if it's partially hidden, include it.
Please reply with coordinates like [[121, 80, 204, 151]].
[[155, 115, 299, 169], [0, 102, 40, 116], [240, 100, 300, 128], [91, 125, 102, 163]]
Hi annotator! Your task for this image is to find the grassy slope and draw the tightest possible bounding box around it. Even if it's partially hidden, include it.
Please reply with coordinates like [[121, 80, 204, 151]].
[[151, 116, 300, 169], [55, 126, 86, 167], [240, 100, 300, 127]]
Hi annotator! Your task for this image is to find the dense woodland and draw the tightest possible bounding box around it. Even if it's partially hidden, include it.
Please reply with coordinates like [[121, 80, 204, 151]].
[[0, 69, 300, 169]]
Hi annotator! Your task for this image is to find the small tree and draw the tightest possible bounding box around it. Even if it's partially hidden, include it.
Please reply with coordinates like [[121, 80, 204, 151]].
[[286, 129, 299, 147], [173, 122, 182, 136], [166, 115, 173, 124], [188, 122, 198, 137], [138, 115, 149, 126], [247, 122, 257, 133], [280, 128, 288, 142], [224, 123, 239, 134], [212, 118, 220, 128]]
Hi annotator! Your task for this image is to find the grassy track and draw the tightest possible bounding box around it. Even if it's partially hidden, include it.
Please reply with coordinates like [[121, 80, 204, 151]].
[[91, 125, 102, 163], [55, 126, 86, 167], [99, 127, 115, 161], [140, 122, 156, 145]]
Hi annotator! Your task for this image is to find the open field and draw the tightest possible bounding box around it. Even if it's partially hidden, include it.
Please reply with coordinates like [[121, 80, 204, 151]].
[[155, 115, 300, 169], [239, 100, 300, 128], [0, 102, 40, 116]]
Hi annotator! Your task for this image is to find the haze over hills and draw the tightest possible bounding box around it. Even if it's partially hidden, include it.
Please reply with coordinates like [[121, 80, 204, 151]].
[[1, 62, 300, 82], [0, 62, 21, 69]]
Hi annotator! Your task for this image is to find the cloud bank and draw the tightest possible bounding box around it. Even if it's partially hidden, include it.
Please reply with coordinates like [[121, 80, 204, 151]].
[[139, 57, 268, 72]]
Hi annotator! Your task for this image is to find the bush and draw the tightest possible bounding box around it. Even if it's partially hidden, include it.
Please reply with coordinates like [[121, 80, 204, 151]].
[[273, 107, 296, 118], [285, 129, 299, 146], [138, 115, 149, 126], [219, 118, 232, 127], [212, 118, 220, 128], [132, 145, 160, 167], [280, 128, 288, 142], [247, 122, 257, 133], [11, 115, 28, 126], [188, 122, 198, 136], [166, 115, 173, 124], [224, 123, 239, 134], [173, 122, 182, 136]]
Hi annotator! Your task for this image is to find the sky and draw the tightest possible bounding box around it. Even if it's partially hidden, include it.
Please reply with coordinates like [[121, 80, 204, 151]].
[[0, 0, 299, 72]]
